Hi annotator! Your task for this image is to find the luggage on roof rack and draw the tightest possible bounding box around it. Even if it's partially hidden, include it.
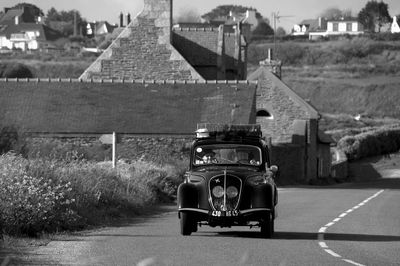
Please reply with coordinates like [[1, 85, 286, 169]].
[[195, 123, 262, 139]]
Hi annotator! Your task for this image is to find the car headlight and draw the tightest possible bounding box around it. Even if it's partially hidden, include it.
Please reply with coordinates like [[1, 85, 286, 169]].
[[212, 186, 224, 198], [226, 186, 238, 198], [247, 175, 267, 186]]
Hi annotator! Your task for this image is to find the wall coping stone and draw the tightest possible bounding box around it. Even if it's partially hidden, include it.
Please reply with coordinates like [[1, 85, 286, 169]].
[[0, 78, 257, 85]]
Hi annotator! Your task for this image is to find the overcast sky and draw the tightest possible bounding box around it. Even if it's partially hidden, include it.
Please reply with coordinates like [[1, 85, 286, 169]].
[[1, 0, 400, 31]]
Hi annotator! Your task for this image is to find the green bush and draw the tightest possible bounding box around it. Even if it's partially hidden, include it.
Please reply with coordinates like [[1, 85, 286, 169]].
[[0, 155, 79, 236], [0, 63, 33, 78], [0, 126, 26, 154], [0, 153, 185, 236], [337, 127, 400, 160]]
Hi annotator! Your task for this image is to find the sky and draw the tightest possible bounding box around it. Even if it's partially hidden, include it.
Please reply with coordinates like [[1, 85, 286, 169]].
[[1, 0, 400, 32]]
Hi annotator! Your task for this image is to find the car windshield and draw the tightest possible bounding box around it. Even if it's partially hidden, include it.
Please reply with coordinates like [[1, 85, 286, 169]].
[[193, 144, 262, 166]]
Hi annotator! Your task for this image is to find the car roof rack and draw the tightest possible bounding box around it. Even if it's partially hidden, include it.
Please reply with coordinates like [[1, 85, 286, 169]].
[[195, 123, 262, 139]]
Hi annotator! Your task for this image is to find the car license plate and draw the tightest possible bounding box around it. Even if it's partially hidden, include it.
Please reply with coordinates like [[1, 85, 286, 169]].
[[211, 210, 239, 217]]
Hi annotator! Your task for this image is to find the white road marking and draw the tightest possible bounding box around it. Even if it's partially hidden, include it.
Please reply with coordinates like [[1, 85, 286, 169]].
[[324, 249, 341, 258], [137, 257, 157, 266], [319, 242, 328, 248], [343, 259, 366, 266], [317, 189, 385, 266]]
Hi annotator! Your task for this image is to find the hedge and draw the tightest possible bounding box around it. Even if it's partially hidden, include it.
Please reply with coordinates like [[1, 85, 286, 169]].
[[337, 127, 400, 160]]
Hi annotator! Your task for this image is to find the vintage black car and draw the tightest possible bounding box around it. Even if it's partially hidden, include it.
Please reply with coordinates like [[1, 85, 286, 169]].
[[177, 124, 278, 238]]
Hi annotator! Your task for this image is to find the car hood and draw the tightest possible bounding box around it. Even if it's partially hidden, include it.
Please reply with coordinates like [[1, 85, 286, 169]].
[[190, 167, 263, 181]]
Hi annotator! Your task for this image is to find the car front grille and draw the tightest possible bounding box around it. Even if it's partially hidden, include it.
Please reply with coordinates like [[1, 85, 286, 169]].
[[209, 174, 242, 211]]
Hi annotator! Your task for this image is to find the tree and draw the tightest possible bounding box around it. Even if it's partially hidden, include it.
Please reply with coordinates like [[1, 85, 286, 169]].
[[201, 5, 262, 21], [320, 7, 352, 20], [276, 27, 287, 36], [46, 8, 86, 37], [251, 20, 274, 38], [358, 0, 391, 32], [11, 2, 44, 22]]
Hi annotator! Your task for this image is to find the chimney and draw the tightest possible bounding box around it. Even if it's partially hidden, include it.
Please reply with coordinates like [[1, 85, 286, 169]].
[[127, 13, 131, 25], [141, 0, 173, 43], [15, 15, 19, 25], [119, 12, 124, 27], [259, 49, 282, 79]]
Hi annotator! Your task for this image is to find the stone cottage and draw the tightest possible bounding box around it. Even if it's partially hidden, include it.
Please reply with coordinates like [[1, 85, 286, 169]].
[[0, 0, 333, 182]]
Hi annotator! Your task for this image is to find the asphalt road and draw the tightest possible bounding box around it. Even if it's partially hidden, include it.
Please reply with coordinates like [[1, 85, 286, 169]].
[[11, 176, 400, 266]]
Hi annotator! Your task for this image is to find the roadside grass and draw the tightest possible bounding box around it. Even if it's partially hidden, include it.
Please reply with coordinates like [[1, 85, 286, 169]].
[[0, 152, 186, 237]]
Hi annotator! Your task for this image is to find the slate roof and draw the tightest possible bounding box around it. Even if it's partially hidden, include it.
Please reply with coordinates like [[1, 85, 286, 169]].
[[248, 66, 320, 119], [0, 23, 62, 41], [0, 9, 24, 25], [298, 19, 320, 31], [0, 80, 257, 134]]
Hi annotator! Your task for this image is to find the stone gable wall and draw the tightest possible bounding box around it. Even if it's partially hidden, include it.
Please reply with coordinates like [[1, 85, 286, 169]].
[[256, 76, 311, 143], [80, 0, 202, 81]]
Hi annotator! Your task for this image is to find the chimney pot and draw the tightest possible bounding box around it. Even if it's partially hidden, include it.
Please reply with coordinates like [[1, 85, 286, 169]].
[[119, 12, 124, 27]]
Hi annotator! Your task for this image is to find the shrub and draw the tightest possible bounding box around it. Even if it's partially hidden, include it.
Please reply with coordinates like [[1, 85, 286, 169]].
[[337, 127, 400, 160], [0, 152, 185, 236], [0, 154, 79, 236], [0, 126, 26, 154], [0, 63, 33, 78]]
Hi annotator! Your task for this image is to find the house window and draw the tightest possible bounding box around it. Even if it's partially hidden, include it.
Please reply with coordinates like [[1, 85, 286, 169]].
[[332, 23, 338, 32], [346, 23, 352, 32], [256, 109, 273, 120]]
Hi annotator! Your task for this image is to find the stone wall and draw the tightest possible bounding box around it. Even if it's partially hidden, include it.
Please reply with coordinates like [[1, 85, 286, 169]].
[[172, 28, 246, 80], [271, 143, 305, 184], [256, 72, 311, 143], [25, 135, 193, 164], [80, 0, 202, 81], [23, 135, 308, 185]]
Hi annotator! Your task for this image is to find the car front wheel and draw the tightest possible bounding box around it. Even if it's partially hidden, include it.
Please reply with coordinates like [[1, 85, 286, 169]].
[[260, 212, 274, 238], [180, 212, 196, 236]]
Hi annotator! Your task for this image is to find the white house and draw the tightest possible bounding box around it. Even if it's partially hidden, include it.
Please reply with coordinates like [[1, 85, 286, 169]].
[[292, 18, 326, 36], [309, 18, 363, 39], [391, 16, 400, 33], [0, 7, 61, 51]]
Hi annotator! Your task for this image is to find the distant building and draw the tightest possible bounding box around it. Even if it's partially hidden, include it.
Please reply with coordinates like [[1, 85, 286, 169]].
[[201, 9, 259, 41], [293, 17, 364, 39], [0, 6, 61, 51], [85, 21, 118, 37], [391, 16, 400, 33], [292, 18, 327, 36]]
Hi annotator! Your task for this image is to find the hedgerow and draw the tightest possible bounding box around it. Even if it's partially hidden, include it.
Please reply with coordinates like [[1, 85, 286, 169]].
[[337, 126, 400, 161]]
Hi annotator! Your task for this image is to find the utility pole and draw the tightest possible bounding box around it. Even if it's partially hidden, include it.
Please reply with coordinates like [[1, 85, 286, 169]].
[[73, 10, 77, 36], [271, 12, 293, 54]]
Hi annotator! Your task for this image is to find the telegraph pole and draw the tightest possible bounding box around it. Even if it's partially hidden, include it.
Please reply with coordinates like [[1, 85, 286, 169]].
[[271, 12, 293, 54]]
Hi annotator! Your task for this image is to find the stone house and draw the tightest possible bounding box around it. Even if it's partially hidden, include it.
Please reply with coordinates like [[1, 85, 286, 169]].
[[0, 0, 334, 182], [0, 7, 61, 51]]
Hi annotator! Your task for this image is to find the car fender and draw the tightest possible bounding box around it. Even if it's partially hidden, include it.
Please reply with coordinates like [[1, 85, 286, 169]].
[[177, 182, 198, 209]]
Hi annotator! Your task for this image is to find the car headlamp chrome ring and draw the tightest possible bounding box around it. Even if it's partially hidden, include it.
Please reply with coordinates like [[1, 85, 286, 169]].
[[226, 186, 238, 198], [212, 186, 224, 198]]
